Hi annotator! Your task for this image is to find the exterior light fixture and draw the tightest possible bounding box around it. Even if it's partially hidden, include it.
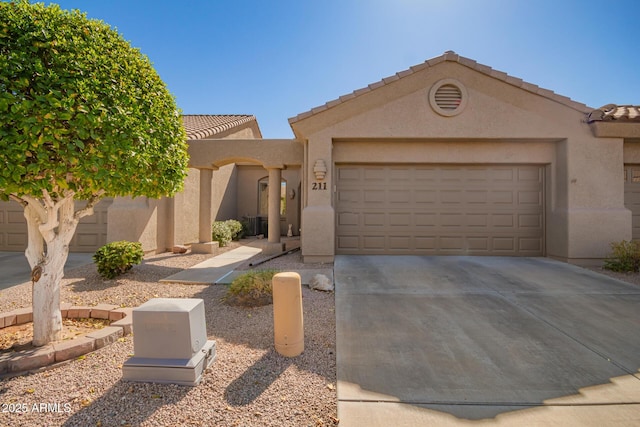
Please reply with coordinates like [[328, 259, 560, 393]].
[[313, 159, 327, 180]]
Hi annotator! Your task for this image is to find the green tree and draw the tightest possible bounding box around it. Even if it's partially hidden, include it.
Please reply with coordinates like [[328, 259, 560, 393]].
[[0, 1, 189, 345]]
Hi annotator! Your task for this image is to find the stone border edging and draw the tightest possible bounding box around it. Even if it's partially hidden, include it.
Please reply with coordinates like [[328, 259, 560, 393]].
[[0, 303, 133, 375]]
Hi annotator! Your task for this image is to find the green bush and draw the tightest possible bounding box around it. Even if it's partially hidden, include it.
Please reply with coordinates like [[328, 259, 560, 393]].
[[225, 219, 244, 240], [603, 240, 640, 272], [211, 221, 232, 247], [224, 270, 278, 307], [93, 241, 143, 279]]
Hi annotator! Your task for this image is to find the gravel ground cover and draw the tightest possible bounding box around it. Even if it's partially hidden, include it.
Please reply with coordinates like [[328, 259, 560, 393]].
[[0, 241, 337, 427], [586, 265, 640, 287]]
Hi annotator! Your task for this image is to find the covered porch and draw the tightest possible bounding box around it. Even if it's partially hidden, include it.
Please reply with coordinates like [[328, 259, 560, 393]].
[[188, 138, 304, 254]]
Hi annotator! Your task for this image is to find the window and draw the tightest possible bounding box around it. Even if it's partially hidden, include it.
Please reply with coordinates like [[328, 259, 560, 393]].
[[258, 177, 286, 217]]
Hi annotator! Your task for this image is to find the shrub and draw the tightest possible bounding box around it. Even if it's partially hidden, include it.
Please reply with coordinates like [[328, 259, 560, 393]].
[[211, 221, 232, 247], [225, 219, 244, 240], [224, 270, 278, 307], [603, 240, 640, 272], [93, 241, 143, 279]]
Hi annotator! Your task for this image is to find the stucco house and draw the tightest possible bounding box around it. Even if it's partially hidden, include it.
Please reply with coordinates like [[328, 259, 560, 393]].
[[2, 51, 639, 265]]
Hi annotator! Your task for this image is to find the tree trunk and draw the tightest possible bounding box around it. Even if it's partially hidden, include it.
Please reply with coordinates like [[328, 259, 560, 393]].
[[21, 193, 79, 346], [31, 250, 66, 346]]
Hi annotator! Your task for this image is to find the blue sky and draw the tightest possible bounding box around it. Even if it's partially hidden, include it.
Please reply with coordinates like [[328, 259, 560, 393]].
[[41, 0, 640, 138]]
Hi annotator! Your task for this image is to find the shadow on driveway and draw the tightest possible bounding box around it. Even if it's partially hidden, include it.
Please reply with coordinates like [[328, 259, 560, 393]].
[[335, 256, 640, 423], [0, 252, 94, 291]]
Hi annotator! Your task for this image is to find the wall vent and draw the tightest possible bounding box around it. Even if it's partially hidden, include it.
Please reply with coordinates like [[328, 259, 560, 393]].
[[429, 79, 467, 117], [434, 84, 462, 110]]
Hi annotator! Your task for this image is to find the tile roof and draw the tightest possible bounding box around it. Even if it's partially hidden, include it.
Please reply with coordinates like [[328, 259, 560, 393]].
[[586, 105, 640, 123], [288, 51, 591, 125], [182, 115, 258, 140]]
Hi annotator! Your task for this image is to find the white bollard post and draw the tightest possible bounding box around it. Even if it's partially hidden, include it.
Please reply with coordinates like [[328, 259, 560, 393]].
[[273, 272, 304, 357]]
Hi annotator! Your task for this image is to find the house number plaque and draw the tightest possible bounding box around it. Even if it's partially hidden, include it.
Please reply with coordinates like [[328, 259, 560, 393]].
[[312, 182, 327, 190]]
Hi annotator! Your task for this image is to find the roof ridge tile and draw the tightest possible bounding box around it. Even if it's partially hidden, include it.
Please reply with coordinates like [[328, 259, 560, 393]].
[[182, 114, 257, 140]]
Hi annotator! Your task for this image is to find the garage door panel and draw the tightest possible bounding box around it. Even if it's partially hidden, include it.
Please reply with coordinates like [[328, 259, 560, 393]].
[[364, 190, 385, 203], [363, 235, 385, 250], [336, 165, 543, 256], [363, 213, 385, 226], [492, 169, 515, 182], [389, 191, 410, 203], [389, 168, 411, 181], [488, 191, 514, 204], [467, 214, 488, 227], [519, 237, 542, 252], [467, 169, 489, 181], [441, 191, 463, 204], [519, 214, 542, 228], [364, 168, 386, 181], [518, 167, 542, 182], [389, 236, 410, 250], [441, 214, 464, 227], [440, 236, 465, 250], [440, 168, 464, 182], [415, 213, 437, 226], [492, 214, 515, 227], [8, 211, 25, 224], [337, 235, 359, 251], [389, 213, 410, 226], [415, 237, 436, 250], [0, 198, 112, 252], [493, 237, 515, 251], [466, 190, 488, 204], [518, 191, 542, 205], [414, 168, 438, 181], [7, 232, 27, 246], [415, 190, 437, 203], [337, 190, 360, 204], [337, 167, 361, 181], [337, 212, 359, 226], [624, 166, 640, 240], [468, 237, 490, 251]]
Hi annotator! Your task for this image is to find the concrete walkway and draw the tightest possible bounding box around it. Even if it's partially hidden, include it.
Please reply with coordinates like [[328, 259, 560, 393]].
[[160, 245, 263, 285], [335, 255, 640, 426], [160, 244, 333, 286]]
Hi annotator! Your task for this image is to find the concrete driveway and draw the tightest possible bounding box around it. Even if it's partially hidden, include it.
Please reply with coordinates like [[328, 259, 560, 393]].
[[0, 252, 94, 290], [335, 256, 640, 426]]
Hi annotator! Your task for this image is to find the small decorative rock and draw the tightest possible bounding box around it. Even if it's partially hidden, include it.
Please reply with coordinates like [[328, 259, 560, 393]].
[[172, 245, 188, 254], [309, 274, 333, 292]]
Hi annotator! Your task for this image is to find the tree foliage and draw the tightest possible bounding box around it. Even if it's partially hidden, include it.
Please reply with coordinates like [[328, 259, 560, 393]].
[[0, 0, 189, 201], [0, 1, 189, 346]]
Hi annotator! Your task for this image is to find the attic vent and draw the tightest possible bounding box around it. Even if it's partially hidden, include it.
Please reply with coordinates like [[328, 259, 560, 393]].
[[435, 85, 462, 110], [429, 79, 468, 117]]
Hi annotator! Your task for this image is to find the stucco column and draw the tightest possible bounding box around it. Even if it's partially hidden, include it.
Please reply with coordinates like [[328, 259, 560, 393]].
[[301, 136, 334, 263], [192, 168, 217, 254], [199, 169, 213, 242], [266, 167, 285, 254]]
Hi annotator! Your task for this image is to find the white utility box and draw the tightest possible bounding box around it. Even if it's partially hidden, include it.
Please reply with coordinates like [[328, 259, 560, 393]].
[[122, 298, 216, 386]]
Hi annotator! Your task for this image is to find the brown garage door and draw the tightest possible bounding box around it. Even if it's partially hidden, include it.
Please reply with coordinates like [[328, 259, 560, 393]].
[[0, 201, 28, 251], [624, 166, 640, 240], [0, 198, 113, 253], [335, 165, 544, 256]]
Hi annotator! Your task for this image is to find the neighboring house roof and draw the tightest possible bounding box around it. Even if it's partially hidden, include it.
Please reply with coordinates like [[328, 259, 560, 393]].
[[586, 105, 640, 123], [289, 50, 591, 125], [182, 114, 259, 140]]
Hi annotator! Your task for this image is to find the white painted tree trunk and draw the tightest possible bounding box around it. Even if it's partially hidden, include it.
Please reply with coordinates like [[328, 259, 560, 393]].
[[16, 190, 102, 347]]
